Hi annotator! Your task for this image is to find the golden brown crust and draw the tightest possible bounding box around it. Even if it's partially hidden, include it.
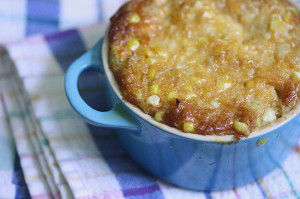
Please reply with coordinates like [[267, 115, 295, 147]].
[[108, 0, 300, 139]]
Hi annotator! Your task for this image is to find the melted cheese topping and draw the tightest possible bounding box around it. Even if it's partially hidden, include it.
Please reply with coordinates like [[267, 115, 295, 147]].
[[109, 0, 300, 139]]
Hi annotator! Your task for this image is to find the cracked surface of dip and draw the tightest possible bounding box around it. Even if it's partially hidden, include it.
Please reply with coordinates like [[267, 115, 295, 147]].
[[108, 0, 300, 139]]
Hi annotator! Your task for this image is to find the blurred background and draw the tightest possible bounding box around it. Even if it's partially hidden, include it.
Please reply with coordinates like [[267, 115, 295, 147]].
[[0, 0, 126, 44]]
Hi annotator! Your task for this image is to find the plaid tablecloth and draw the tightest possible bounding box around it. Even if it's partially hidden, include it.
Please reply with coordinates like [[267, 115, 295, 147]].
[[0, 0, 300, 198]]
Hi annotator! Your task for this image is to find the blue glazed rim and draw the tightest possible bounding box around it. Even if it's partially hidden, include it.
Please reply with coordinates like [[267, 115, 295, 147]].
[[65, 29, 300, 144]]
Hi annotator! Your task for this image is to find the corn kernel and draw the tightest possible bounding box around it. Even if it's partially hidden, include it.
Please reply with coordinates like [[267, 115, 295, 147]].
[[133, 89, 143, 100], [154, 0, 167, 5], [218, 39, 228, 45], [294, 71, 300, 80], [154, 111, 163, 122], [218, 81, 232, 91], [149, 84, 159, 95], [129, 13, 141, 23], [249, 99, 263, 110], [167, 91, 177, 101], [245, 80, 255, 89], [147, 58, 157, 65], [185, 93, 197, 100], [156, 48, 168, 57], [194, 1, 203, 9], [270, 15, 286, 33], [257, 137, 267, 146], [144, 50, 154, 57], [127, 39, 140, 51], [168, 41, 177, 51], [264, 33, 271, 40], [277, 43, 291, 58], [191, 76, 199, 83], [210, 100, 220, 108], [148, 68, 156, 79], [186, 85, 193, 92], [146, 95, 160, 106], [287, 6, 298, 14], [183, 122, 195, 132], [233, 120, 249, 133], [197, 37, 207, 45], [183, 38, 190, 46], [254, 117, 262, 127], [261, 108, 276, 123], [283, 11, 292, 23], [216, 17, 227, 30], [202, 9, 214, 19], [232, 42, 242, 50]]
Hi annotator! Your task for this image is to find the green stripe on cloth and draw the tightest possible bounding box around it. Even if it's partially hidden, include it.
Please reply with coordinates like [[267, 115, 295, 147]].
[[0, 137, 15, 170]]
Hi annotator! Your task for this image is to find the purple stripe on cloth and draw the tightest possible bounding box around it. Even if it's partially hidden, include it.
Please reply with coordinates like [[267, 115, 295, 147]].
[[46, 29, 86, 71], [13, 151, 31, 199], [204, 192, 213, 199], [26, 0, 60, 36], [122, 184, 160, 197], [46, 28, 78, 42], [90, 128, 164, 198]]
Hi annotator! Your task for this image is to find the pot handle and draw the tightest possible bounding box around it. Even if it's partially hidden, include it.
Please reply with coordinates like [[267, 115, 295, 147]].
[[65, 38, 140, 131]]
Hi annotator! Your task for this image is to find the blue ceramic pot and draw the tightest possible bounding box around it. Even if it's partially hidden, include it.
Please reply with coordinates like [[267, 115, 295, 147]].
[[65, 37, 300, 191]]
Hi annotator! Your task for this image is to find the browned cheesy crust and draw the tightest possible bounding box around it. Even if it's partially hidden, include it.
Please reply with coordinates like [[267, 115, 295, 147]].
[[108, 0, 300, 139]]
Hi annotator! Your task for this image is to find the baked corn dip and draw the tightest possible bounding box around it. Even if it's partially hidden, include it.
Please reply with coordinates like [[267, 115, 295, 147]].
[[108, 0, 300, 139]]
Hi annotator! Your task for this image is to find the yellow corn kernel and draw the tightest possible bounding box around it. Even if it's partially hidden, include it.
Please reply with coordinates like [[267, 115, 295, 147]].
[[202, 9, 214, 19], [261, 108, 276, 123], [154, 111, 163, 122], [232, 42, 242, 51], [154, 0, 167, 5], [146, 95, 160, 106], [233, 120, 248, 133], [245, 80, 255, 89], [216, 17, 227, 30], [166, 91, 177, 101], [183, 122, 195, 132], [287, 6, 298, 14], [132, 89, 143, 100], [249, 99, 263, 110], [186, 85, 193, 92], [127, 39, 140, 51], [168, 41, 177, 51], [294, 71, 300, 80], [194, 1, 203, 9], [218, 81, 232, 91], [210, 100, 220, 108], [183, 38, 190, 46], [149, 84, 159, 95], [144, 49, 154, 58], [257, 137, 267, 146], [156, 48, 168, 57], [197, 37, 207, 45], [148, 68, 156, 79], [185, 93, 197, 100], [277, 43, 291, 58], [270, 15, 286, 33], [191, 76, 198, 83], [283, 11, 292, 23], [129, 13, 141, 23], [147, 58, 157, 65]]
